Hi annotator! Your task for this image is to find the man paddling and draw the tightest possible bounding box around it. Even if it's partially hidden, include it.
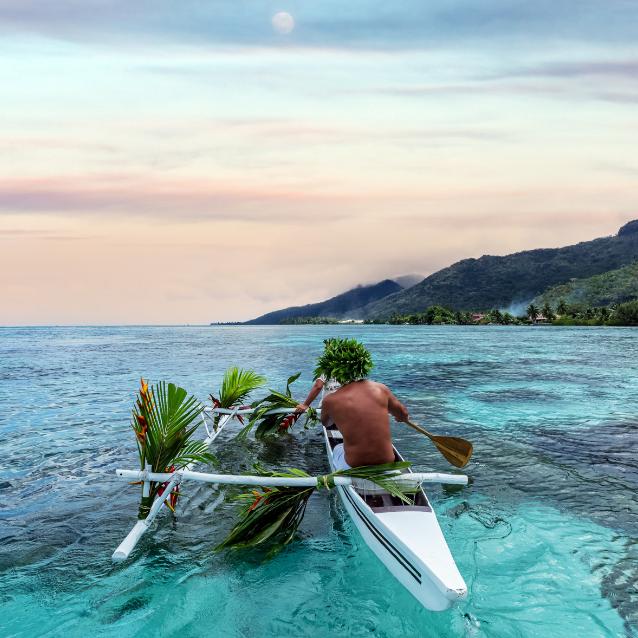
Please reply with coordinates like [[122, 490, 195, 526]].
[[297, 338, 409, 470]]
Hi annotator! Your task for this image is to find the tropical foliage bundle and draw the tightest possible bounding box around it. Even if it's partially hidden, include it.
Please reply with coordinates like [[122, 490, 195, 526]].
[[313, 338, 373, 385], [132, 379, 215, 518], [210, 367, 266, 427], [238, 373, 318, 439], [215, 461, 414, 553]]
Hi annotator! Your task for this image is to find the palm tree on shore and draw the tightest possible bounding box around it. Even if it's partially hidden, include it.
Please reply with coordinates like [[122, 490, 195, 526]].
[[557, 299, 568, 316], [542, 302, 555, 321], [526, 303, 539, 322]]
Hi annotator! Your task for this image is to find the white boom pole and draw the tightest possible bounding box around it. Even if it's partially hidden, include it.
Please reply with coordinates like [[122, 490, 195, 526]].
[[115, 468, 469, 487]]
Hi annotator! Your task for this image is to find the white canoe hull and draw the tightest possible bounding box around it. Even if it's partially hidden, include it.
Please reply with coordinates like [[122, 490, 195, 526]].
[[323, 425, 467, 611]]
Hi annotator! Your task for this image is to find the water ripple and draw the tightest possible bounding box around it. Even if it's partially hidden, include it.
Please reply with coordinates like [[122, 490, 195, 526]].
[[1, 325, 636, 637]]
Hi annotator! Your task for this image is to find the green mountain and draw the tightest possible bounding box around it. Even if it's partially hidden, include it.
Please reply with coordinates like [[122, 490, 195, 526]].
[[355, 220, 638, 318], [245, 279, 403, 324], [534, 262, 638, 308]]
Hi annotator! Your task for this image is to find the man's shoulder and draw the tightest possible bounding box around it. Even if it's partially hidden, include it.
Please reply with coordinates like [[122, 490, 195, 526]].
[[348, 379, 389, 397], [366, 379, 389, 393]]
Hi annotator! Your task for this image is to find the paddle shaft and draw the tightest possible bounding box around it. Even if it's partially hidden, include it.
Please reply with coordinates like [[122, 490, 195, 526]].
[[406, 420, 435, 439]]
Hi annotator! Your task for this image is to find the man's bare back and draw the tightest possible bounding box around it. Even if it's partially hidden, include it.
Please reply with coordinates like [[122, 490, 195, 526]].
[[321, 380, 409, 467]]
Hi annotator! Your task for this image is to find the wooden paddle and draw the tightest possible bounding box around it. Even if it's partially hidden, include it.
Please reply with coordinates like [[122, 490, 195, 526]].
[[405, 420, 473, 468]]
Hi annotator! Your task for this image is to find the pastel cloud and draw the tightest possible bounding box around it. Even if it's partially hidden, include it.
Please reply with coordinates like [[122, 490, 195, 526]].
[[0, 2, 637, 324], [0, 176, 353, 220]]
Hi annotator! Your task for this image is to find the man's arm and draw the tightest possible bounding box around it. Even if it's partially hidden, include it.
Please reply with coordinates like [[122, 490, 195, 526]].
[[296, 378, 325, 412], [320, 395, 332, 426], [386, 387, 409, 423]]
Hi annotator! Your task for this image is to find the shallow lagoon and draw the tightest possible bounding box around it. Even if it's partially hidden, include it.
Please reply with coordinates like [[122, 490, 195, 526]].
[[1, 325, 636, 637]]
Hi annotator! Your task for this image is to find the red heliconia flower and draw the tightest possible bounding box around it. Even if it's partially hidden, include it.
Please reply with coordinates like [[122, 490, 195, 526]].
[[236, 405, 252, 425], [169, 484, 180, 511], [135, 414, 148, 444], [279, 412, 300, 431], [139, 378, 153, 409], [248, 490, 263, 512], [157, 466, 176, 499]]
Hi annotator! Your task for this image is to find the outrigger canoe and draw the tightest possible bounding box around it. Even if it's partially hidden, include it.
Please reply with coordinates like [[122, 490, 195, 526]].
[[113, 407, 468, 612], [323, 423, 467, 611]]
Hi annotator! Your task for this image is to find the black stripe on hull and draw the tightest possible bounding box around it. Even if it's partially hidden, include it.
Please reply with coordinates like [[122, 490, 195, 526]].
[[340, 485, 422, 584]]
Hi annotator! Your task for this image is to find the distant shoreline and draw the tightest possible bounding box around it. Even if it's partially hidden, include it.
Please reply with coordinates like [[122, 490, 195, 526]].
[[2, 323, 636, 330]]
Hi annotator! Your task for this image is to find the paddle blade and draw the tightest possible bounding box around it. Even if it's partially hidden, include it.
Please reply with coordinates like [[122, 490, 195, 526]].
[[404, 420, 474, 468], [432, 436, 473, 468]]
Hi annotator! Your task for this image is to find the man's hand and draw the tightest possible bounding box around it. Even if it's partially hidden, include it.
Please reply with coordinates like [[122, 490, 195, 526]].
[[295, 403, 309, 413]]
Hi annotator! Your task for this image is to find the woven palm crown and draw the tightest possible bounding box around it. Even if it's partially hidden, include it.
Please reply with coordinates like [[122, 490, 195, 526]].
[[313, 338, 373, 385]]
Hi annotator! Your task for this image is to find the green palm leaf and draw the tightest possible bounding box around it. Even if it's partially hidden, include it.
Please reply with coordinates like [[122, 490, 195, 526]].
[[215, 461, 416, 553], [236, 373, 318, 440], [213, 367, 266, 408], [131, 379, 214, 518], [210, 367, 266, 429]]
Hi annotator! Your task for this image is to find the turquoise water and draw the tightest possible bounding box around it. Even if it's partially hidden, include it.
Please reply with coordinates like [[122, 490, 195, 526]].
[[1, 325, 637, 637]]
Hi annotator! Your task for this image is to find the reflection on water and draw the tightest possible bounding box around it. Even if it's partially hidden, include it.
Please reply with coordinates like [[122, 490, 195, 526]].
[[0, 325, 636, 637]]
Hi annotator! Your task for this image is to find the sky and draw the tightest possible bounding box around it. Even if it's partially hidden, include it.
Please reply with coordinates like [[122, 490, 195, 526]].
[[1, 1, 637, 325]]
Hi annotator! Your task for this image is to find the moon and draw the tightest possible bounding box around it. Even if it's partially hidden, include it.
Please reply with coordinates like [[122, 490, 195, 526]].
[[272, 11, 295, 35]]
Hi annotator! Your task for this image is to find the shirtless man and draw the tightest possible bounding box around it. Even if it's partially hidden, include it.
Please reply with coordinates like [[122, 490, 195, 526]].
[[321, 380, 409, 470], [296, 337, 409, 470]]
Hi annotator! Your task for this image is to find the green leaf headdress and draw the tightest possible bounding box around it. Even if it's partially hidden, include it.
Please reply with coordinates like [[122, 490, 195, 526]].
[[313, 338, 373, 385]]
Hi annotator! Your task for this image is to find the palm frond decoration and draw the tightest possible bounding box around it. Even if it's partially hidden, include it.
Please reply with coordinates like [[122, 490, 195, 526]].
[[210, 367, 266, 427], [132, 379, 214, 518], [215, 461, 415, 553], [313, 338, 373, 386], [236, 373, 318, 439]]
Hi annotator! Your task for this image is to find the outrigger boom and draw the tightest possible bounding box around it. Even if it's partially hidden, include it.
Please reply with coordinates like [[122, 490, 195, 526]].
[[115, 468, 469, 487]]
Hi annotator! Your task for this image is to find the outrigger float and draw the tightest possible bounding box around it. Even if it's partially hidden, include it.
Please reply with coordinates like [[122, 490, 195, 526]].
[[113, 401, 469, 612]]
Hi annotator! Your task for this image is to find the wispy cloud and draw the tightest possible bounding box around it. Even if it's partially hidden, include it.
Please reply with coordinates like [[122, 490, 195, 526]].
[[0, 176, 354, 221], [493, 59, 638, 80], [362, 72, 638, 104], [0, 228, 92, 241]]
